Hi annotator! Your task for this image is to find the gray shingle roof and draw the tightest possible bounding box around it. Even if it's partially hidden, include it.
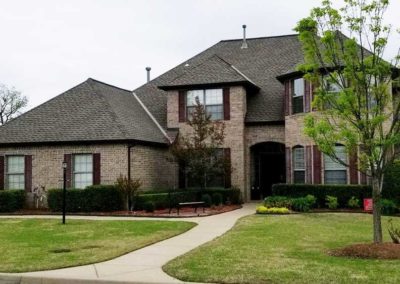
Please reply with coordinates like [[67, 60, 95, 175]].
[[0, 78, 168, 145], [135, 34, 304, 124]]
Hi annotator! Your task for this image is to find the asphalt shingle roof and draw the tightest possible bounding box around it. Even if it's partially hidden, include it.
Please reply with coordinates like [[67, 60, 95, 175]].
[[0, 78, 167, 145], [135, 34, 305, 124]]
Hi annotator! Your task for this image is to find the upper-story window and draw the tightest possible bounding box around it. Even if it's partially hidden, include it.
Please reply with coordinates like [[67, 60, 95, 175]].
[[292, 78, 304, 114], [73, 154, 93, 189], [292, 146, 305, 183], [187, 89, 223, 120], [6, 156, 25, 190], [324, 145, 347, 184]]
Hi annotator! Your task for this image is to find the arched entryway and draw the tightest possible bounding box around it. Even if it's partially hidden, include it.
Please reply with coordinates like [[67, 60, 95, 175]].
[[250, 142, 286, 200]]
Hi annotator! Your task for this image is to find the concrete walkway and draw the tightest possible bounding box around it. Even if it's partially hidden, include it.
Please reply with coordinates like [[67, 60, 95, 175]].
[[0, 203, 255, 284]]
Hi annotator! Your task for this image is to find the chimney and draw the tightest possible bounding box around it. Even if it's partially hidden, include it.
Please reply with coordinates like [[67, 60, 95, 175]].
[[145, 67, 151, 82], [241, 25, 248, 49]]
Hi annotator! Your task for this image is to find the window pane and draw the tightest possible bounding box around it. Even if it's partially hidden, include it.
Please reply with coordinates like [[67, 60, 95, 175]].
[[324, 146, 346, 170], [74, 173, 93, 189], [205, 89, 223, 105], [206, 105, 223, 120], [294, 171, 305, 184], [7, 174, 25, 190], [74, 154, 93, 172], [293, 147, 305, 170], [187, 90, 204, 106], [293, 78, 304, 97], [325, 170, 347, 184], [7, 156, 24, 174], [292, 96, 304, 113]]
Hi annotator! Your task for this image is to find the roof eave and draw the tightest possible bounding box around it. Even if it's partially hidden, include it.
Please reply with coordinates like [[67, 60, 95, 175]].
[[158, 81, 260, 91]]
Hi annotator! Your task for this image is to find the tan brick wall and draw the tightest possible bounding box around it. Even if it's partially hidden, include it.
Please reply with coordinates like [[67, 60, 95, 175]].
[[285, 114, 314, 148], [131, 145, 178, 190]]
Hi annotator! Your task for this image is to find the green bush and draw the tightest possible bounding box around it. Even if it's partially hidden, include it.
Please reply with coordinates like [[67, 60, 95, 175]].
[[201, 194, 212, 207], [212, 193, 223, 206], [325, 195, 339, 209], [383, 160, 400, 203], [264, 196, 293, 208], [272, 184, 371, 208], [380, 199, 397, 215], [292, 195, 316, 212], [347, 196, 361, 208], [0, 190, 25, 212], [143, 201, 155, 212], [47, 185, 123, 212]]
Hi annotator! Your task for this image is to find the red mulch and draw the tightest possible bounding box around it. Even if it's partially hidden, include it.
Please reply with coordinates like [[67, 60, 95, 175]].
[[329, 242, 400, 259], [0, 205, 242, 218]]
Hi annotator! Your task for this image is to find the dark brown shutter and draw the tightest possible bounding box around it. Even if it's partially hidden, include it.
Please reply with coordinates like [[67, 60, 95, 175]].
[[223, 87, 230, 120], [305, 146, 312, 183], [64, 154, 72, 188], [224, 148, 231, 188], [0, 156, 4, 190], [24, 155, 32, 192], [178, 90, 186, 122], [349, 151, 358, 184], [285, 147, 292, 183], [178, 162, 186, 189], [93, 153, 101, 185], [360, 172, 367, 184], [284, 81, 290, 116], [304, 80, 310, 112], [313, 145, 322, 184], [311, 82, 318, 111]]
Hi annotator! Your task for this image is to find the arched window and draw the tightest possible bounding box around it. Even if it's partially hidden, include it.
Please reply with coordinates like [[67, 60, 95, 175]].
[[292, 146, 305, 184], [324, 145, 347, 184]]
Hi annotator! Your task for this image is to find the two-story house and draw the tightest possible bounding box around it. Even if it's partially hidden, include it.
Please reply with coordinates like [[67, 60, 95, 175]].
[[0, 31, 389, 202]]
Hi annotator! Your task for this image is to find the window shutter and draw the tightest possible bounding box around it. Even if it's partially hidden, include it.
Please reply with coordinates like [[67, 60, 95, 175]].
[[311, 82, 318, 111], [0, 156, 4, 190], [285, 147, 292, 183], [223, 87, 230, 120], [178, 162, 186, 189], [224, 148, 231, 188], [93, 153, 101, 185], [312, 146, 322, 184], [349, 151, 359, 184], [64, 154, 72, 188], [305, 146, 312, 183], [24, 155, 32, 192], [178, 90, 186, 122], [284, 81, 290, 116], [304, 80, 310, 112], [360, 172, 367, 184]]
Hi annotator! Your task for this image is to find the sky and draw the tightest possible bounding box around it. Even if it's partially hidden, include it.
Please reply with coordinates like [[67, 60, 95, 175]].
[[0, 0, 399, 111]]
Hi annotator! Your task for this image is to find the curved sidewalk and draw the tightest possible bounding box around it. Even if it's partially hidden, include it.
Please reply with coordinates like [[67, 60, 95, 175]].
[[0, 203, 254, 284]]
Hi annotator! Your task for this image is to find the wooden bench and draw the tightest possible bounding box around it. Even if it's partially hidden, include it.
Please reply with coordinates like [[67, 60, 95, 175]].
[[177, 201, 205, 215]]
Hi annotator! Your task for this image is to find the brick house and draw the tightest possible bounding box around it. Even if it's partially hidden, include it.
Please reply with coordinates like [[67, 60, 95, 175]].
[[0, 33, 396, 201]]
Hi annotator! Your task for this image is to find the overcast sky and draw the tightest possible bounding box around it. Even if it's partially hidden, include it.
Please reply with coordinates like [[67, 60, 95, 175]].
[[1, 0, 399, 110]]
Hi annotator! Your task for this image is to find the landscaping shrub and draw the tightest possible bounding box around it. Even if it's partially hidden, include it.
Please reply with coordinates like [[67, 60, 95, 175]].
[[325, 195, 339, 209], [292, 195, 316, 212], [143, 201, 155, 212], [212, 192, 223, 206], [264, 196, 292, 208], [380, 199, 397, 215], [347, 196, 361, 208], [256, 206, 289, 214], [0, 190, 25, 212], [272, 184, 371, 207], [383, 160, 400, 203], [201, 194, 212, 207]]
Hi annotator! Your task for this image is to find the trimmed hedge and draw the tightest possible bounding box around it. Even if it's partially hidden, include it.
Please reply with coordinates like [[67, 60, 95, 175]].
[[272, 184, 372, 208], [47, 185, 123, 212], [383, 160, 400, 203], [0, 190, 25, 212]]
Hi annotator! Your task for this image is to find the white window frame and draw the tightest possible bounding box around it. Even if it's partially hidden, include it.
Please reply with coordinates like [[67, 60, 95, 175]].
[[293, 147, 305, 184], [186, 89, 224, 120], [6, 155, 25, 190], [324, 146, 347, 185], [73, 154, 93, 189], [292, 78, 305, 113]]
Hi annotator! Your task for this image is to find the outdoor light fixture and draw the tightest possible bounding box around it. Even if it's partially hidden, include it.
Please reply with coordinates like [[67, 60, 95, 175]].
[[62, 161, 67, 224]]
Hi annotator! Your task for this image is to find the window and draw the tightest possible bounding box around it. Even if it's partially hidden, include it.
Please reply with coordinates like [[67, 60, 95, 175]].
[[293, 147, 305, 183], [292, 78, 304, 113], [73, 154, 93, 189], [186, 89, 223, 120], [6, 156, 25, 190], [324, 146, 347, 184]]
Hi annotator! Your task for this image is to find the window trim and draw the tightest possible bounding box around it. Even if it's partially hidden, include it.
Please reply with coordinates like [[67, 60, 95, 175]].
[[292, 146, 305, 184], [72, 153, 93, 189], [291, 78, 305, 114], [186, 88, 224, 121], [5, 155, 25, 190], [323, 145, 348, 185]]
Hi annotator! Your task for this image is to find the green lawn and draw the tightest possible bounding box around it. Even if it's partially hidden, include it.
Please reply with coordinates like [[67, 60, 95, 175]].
[[164, 213, 400, 284], [0, 218, 195, 272]]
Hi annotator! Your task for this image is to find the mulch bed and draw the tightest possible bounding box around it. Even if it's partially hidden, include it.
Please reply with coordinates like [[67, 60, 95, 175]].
[[0, 204, 242, 218], [329, 243, 400, 259]]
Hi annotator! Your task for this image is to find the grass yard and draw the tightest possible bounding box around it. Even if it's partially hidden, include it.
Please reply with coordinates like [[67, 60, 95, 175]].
[[164, 213, 400, 284], [0, 218, 195, 272]]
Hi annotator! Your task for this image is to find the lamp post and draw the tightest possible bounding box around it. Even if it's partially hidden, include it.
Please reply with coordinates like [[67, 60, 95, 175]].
[[62, 161, 67, 224]]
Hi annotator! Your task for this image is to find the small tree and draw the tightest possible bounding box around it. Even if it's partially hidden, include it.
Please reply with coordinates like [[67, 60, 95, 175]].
[[295, 0, 400, 243], [171, 97, 230, 190], [115, 175, 142, 211], [0, 84, 28, 125]]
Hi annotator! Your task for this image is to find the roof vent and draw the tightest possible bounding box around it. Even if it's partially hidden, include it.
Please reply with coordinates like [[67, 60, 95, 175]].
[[241, 25, 248, 49], [145, 67, 151, 82]]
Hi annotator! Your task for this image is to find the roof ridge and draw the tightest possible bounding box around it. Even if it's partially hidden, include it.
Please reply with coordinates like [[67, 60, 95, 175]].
[[220, 33, 299, 42], [87, 77, 132, 92]]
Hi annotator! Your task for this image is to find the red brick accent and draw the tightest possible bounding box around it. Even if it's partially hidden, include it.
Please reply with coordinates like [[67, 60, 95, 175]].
[[285, 147, 291, 183], [304, 80, 310, 112], [224, 148, 231, 188], [223, 87, 230, 120], [313, 146, 322, 184], [93, 153, 101, 185], [24, 155, 32, 192], [349, 151, 359, 184], [305, 146, 312, 183], [178, 90, 186, 122], [284, 81, 290, 116], [0, 156, 4, 190], [64, 154, 72, 188]]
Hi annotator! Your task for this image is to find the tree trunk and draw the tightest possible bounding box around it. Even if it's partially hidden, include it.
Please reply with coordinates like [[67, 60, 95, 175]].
[[372, 177, 383, 243]]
